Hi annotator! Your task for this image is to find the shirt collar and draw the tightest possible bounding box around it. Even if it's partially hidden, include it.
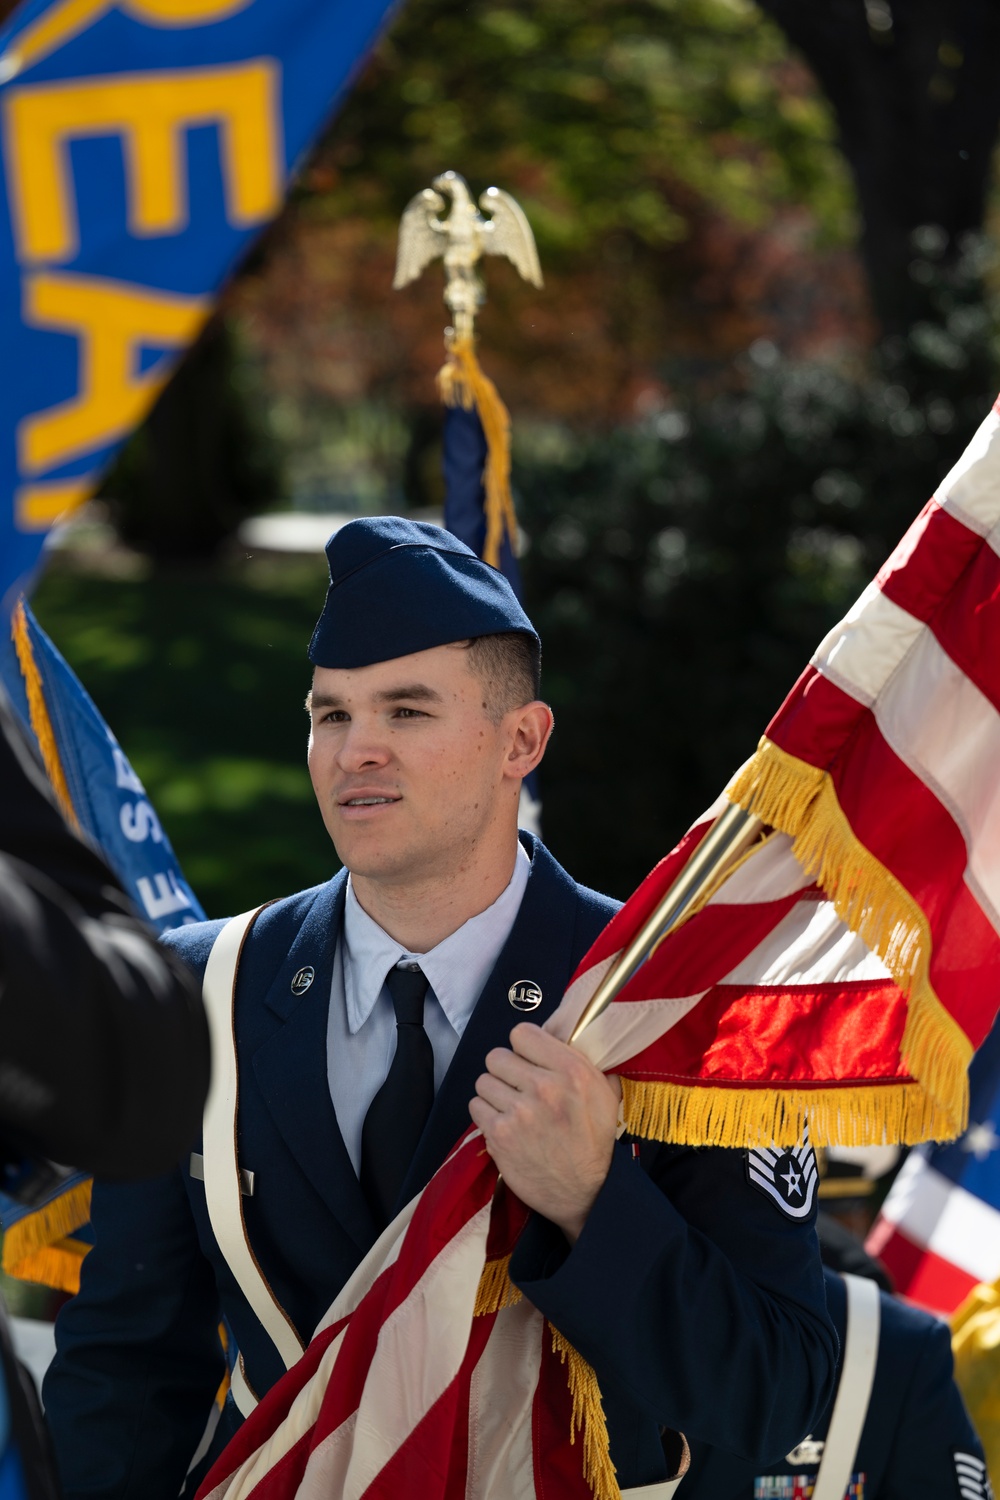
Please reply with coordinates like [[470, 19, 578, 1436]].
[[342, 843, 531, 1038]]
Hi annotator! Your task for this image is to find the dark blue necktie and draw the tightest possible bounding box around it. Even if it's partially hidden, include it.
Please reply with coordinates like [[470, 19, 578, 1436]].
[[359, 964, 434, 1229]]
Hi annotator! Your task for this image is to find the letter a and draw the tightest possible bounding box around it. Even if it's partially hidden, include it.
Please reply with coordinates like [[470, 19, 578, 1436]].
[[19, 271, 207, 475]]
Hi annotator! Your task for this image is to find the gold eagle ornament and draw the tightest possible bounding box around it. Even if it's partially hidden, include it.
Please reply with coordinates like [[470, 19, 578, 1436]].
[[393, 170, 542, 343], [393, 170, 543, 571]]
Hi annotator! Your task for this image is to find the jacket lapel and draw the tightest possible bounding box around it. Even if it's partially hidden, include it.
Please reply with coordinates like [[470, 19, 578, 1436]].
[[250, 873, 377, 1253], [400, 836, 583, 1209]]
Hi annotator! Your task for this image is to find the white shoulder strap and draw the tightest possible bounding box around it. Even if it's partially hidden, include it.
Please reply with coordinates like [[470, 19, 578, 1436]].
[[811, 1272, 880, 1500], [202, 908, 305, 1414]]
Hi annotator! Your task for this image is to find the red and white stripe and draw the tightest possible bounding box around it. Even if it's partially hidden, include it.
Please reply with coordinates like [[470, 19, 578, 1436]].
[[866, 1148, 1000, 1316], [198, 1131, 534, 1500], [550, 813, 899, 1093], [765, 401, 1000, 1054]]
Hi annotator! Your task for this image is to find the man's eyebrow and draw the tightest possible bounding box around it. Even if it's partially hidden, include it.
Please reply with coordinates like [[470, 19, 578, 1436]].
[[305, 685, 443, 713], [306, 690, 344, 712], [373, 683, 443, 704]]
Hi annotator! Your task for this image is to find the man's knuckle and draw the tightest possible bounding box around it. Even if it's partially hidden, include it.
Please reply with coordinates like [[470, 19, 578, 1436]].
[[535, 1077, 558, 1110], [508, 1096, 531, 1126]]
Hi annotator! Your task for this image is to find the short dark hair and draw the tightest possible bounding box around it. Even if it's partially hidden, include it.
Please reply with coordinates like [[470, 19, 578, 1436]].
[[465, 632, 541, 722]]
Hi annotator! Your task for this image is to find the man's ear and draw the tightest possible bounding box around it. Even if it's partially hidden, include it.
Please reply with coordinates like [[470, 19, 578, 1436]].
[[503, 701, 554, 781]]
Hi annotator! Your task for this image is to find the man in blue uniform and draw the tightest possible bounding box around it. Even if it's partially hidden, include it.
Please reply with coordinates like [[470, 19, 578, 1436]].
[[44, 517, 836, 1498], [685, 1263, 991, 1499]]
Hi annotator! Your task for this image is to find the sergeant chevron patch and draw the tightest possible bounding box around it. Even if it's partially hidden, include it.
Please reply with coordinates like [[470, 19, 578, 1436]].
[[746, 1135, 818, 1220], [954, 1450, 994, 1500]]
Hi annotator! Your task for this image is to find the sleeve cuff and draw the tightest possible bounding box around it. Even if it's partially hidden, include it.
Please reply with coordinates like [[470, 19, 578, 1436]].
[[509, 1140, 684, 1317]]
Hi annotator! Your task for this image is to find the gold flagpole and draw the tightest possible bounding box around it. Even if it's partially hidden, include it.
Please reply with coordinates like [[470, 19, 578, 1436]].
[[569, 803, 765, 1043], [393, 171, 542, 569]]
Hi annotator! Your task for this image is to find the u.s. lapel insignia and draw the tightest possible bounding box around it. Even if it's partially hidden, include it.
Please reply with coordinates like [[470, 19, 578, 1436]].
[[290, 965, 315, 996], [746, 1131, 818, 1220], [508, 979, 542, 1012], [954, 1451, 994, 1500]]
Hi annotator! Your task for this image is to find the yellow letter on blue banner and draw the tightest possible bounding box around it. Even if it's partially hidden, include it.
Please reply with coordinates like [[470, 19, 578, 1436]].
[[0, 0, 394, 607]]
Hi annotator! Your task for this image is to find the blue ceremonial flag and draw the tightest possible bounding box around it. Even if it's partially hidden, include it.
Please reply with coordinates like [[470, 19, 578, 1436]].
[[441, 403, 540, 832], [443, 405, 523, 595], [0, 597, 205, 1290], [0, 599, 203, 932], [0, 0, 394, 612], [869, 1022, 1000, 1316]]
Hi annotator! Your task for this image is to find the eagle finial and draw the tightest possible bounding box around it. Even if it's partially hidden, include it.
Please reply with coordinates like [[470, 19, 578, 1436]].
[[393, 171, 543, 343]]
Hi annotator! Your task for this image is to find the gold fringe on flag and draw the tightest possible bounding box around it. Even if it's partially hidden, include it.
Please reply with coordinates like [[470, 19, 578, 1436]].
[[475, 1261, 618, 1498], [1, 1176, 93, 1292], [10, 597, 79, 830], [473, 1253, 523, 1315], [3, 1235, 89, 1295], [1, 1178, 92, 1263], [550, 1325, 620, 1500], [716, 735, 973, 1142], [437, 334, 518, 570], [620, 1076, 956, 1152]]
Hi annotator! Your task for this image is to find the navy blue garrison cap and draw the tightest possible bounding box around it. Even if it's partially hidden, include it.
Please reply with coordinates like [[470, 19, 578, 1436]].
[[308, 516, 539, 668]]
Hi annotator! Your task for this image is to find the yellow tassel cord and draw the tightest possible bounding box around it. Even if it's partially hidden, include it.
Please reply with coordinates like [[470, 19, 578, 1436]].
[[215, 1322, 231, 1410], [437, 335, 518, 570], [1, 1176, 93, 1290], [714, 736, 973, 1142], [550, 1326, 620, 1500], [11, 598, 79, 830], [473, 1254, 523, 1316]]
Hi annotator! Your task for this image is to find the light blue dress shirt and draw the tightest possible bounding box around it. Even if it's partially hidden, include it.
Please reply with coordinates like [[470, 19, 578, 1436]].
[[326, 844, 531, 1172]]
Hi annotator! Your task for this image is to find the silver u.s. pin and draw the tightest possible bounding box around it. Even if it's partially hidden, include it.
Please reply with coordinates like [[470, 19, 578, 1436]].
[[508, 980, 542, 1012], [290, 966, 315, 995]]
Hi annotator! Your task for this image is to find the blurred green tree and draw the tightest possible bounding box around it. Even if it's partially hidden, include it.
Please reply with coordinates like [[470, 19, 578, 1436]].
[[756, 0, 1000, 333], [98, 318, 283, 563], [263, 0, 860, 397], [309, 0, 854, 257]]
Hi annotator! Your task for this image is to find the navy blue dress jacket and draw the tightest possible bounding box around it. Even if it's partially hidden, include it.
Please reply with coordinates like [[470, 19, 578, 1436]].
[[685, 1266, 989, 1498], [44, 835, 836, 1499]]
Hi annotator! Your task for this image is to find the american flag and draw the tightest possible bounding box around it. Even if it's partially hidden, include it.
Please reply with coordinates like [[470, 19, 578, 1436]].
[[867, 1024, 1000, 1316], [199, 399, 1000, 1499]]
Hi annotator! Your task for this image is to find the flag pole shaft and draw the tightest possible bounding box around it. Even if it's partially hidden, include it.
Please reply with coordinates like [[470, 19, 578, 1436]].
[[569, 802, 764, 1043]]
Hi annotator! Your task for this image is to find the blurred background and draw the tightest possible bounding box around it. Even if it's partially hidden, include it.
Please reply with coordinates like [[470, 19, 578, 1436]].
[[27, 0, 1000, 914]]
